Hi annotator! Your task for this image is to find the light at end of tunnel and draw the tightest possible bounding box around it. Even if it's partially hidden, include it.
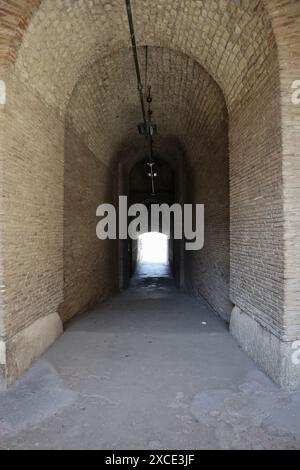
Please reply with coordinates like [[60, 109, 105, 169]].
[[139, 232, 168, 264]]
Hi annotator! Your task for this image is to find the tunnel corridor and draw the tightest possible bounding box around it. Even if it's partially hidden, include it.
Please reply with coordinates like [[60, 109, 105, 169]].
[[0, 0, 299, 450]]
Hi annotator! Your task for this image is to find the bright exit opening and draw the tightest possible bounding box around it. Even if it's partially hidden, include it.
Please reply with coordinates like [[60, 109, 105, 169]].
[[138, 233, 168, 264]]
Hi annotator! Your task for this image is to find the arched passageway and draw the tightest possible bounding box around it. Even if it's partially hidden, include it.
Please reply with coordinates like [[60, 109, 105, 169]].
[[126, 156, 176, 282], [0, 0, 299, 398]]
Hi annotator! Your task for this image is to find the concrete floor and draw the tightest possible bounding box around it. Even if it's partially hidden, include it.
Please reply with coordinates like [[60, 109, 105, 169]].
[[0, 263, 300, 450]]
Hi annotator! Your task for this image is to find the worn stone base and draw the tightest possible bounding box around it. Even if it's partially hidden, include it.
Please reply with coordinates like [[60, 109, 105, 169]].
[[230, 307, 300, 391], [0, 314, 63, 389]]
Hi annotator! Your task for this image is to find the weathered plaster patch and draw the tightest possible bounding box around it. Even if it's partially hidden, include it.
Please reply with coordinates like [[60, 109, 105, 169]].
[[4, 313, 63, 388], [0, 360, 76, 436], [230, 307, 300, 390]]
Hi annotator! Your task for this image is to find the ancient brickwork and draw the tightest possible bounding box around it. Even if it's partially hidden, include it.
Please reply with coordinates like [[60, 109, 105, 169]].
[[0, 74, 64, 339], [67, 46, 231, 316], [265, 0, 300, 341], [67, 47, 226, 167], [0, 0, 41, 67], [0, 0, 299, 388], [0, 0, 274, 114], [230, 64, 284, 338], [61, 128, 117, 323], [185, 120, 231, 321]]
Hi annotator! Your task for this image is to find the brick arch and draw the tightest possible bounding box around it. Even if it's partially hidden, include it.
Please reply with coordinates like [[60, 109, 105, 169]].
[[1, 0, 277, 111], [64, 46, 230, 320], [0, 0, 41, 67], [66, 46, 227, 168], [0, 1, 281, 72]]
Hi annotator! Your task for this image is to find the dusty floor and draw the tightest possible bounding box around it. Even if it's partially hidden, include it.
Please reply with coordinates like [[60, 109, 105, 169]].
[[0, 263, 300, 450]]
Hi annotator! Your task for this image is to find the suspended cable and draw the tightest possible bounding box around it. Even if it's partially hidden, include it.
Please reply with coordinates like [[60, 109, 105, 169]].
[[125, 0, 157, 195], [125, 0, 147, 125], [145, 46, 148, 98]]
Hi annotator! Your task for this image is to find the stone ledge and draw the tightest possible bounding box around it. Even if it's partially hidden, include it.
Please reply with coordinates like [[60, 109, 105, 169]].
[[0, 313, 63, 389], [230, 306, 300, 391]]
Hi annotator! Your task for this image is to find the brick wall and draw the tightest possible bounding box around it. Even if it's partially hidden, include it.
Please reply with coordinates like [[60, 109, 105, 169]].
[[265, 1, 300, 341], [230, 64, 284, 338], [185, 120, 231, 321], [0, 71, 118, 387], [60, 128, 117, 323], [0, 74, 64, 339]]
